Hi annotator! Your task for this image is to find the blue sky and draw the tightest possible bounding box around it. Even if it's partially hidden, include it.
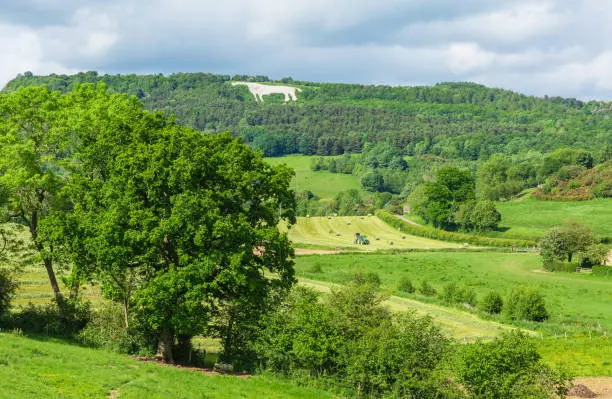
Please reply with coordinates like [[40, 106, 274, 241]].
[[1, 0, 612, 99]]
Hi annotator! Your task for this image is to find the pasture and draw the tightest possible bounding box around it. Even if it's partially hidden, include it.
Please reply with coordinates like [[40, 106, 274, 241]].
[[285, 216, 458, 250], [0, 333, 333, 399], [493, 197, 612, 240], [294, 252, 612, 333], [265, 155, 364, 199]]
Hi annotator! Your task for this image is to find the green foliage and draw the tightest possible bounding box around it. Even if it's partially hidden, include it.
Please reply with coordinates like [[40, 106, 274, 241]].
[[418, 280, 437, 296], [346, 270, 381, 288], [456, 331, 572, 398], [7, 299, 91, 337], [397, 277, 415, 294], [504, 288, 548, 322], [540, 222, 598, 265], [0, 269, 17, 315], [480, 292, 504, 314], [592, 265, 612, 277], [256, 284, 457, 398], [440, 282, 477, 306], [360, 170, 384, 192], [376, 210, 535, 247]]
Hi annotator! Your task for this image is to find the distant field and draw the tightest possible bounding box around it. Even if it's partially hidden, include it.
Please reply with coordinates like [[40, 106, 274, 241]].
[[265, 155, 364, 199], [0, 333, 333, 399], [294, 252, 612, 332], [493, 197, 612, 240], [285, 216, 458, 250]]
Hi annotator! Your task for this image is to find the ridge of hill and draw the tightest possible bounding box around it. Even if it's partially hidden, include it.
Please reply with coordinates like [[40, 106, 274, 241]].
[[3, 71, 611, 160]]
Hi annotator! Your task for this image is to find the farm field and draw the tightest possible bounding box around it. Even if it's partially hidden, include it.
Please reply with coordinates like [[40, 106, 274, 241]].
[[265, 155, 364, 199], [493, 197, 612, 240], [294, 252, 612, 332], [285, 216, 458, 250], [0, 333, 333, 399]]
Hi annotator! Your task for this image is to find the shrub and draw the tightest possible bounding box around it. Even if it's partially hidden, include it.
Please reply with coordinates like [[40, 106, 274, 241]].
[[376, 210, 536, 248], [78, 302, 155, 355], [9, 299, 91, 337], [418, 280, 437, 296], [347, 271, 381, 288], [0, 269, 18, 316], [308, 262, 323, 273], [543, 261, 579, 273], [441, 283, 477, 306], [456, 331, 572, 398], [504, 288, 548, 322], [480, 292, 503, 314], [397, 277, 415, 294], [592, 265, 612, 277]]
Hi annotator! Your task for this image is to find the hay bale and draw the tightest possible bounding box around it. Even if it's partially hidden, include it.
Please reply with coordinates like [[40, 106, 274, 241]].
[[360, 216, 364, 219], [327, 216, 332, 220], [346, 221, 351, 225], [306, 214, 310, 218], [402, 235, 406, 239], [336, 232, 341, 236], [376, 236, 380, 240], [389, 240, 394, 245]]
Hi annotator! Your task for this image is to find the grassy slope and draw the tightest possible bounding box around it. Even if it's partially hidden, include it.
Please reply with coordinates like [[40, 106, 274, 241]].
[[286, 216, 458, 250], [300, 278, 512, 340], [296, 252, 612, 376], [0, 333, 332, 399], [295, 252, 612, 332], [493, 197, 612, 240], [265, 155, 364, 199]]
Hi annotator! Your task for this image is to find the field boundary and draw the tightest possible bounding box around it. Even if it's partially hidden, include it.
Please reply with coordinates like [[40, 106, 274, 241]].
[[376, 210, 537, 248]]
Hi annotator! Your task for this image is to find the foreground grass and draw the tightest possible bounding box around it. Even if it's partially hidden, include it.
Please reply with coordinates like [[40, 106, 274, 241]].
[[286, 216, 458, 250], [265, 155, 365, 199], [494, 197, 612, 240], [0, 333, 333, 399]]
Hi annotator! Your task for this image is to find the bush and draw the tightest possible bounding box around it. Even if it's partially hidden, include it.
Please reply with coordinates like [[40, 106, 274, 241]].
[[0, 269, 18, 316], [78, 302, 155, 355], [397, 277, 415, 294], [592, 265, 612, 277], [543, 261, 579, 273], [480, 292, 503, 314], [9, 299, 91, 337], [347, 271, 381, 288], [418, 280, 437, 296], [441, 283, 477, 306], [456, 331, 572, 398], [504, 288, 548, 322]]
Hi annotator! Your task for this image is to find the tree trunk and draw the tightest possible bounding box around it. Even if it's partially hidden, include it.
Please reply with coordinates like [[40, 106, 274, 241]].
[[175, 334, 193, 365], [43, 256, 66, 319], [568, 252, 573, 263], [158, 329, 174, 364], [122, 301, 130, 329]]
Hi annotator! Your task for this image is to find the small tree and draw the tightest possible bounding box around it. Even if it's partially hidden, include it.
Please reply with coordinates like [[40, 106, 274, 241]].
[[504, 288, 548, 322], [480, 292, 503, 314], [456, 331, 571, 398], [578, 243, 609, 267], [470, 200, 501, 231], [0, 269, 17, 315], [540, 222, 597, 265]]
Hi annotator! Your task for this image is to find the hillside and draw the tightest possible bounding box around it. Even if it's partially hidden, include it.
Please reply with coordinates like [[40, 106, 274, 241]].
[[3, 71, 611, 161], [0, 333, 333, 398]]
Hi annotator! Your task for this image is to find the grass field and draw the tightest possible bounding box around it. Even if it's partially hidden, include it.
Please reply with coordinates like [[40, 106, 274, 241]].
[[265, 155, 364, 199], [286, 216, 458, 250], [493, 197, 612, 240], [300, 278, 513, 340], [0, 333, 333, 399], [295, 252, 612, 333]]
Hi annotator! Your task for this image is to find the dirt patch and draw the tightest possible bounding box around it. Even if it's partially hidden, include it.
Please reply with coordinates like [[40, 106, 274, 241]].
[[131, 356, 250, 378], [606, 251, 612, 266], [108, 388, 120, 399], [294, 248, 341, 255], [569, 378, 612, 398], [568, 384, 597, 398]]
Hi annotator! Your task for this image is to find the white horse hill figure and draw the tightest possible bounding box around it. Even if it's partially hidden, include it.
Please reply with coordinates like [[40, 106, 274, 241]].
[[231, 82, 302, 103]]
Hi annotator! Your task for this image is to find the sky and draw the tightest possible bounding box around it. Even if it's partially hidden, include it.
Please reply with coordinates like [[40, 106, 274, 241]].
[[1, 0, 612, 100]]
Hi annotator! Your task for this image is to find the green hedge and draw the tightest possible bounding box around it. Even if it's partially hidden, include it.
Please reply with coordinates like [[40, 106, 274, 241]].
[[375, 211, 536, 248], [592, 265, 612, 277], [544, 261, 579, 273]]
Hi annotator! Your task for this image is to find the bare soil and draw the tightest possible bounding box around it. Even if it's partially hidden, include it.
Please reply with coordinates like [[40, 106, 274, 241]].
[[569, 378, 612, 398]]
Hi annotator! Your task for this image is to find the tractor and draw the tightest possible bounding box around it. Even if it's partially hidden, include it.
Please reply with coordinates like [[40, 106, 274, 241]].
[[354, 232, 370, 245]]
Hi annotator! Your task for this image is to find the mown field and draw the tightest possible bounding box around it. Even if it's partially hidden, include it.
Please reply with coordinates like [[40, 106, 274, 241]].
[[0, 333, 333, 399], [265, 155, 364, 199], [285, 216, 458, 250]]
